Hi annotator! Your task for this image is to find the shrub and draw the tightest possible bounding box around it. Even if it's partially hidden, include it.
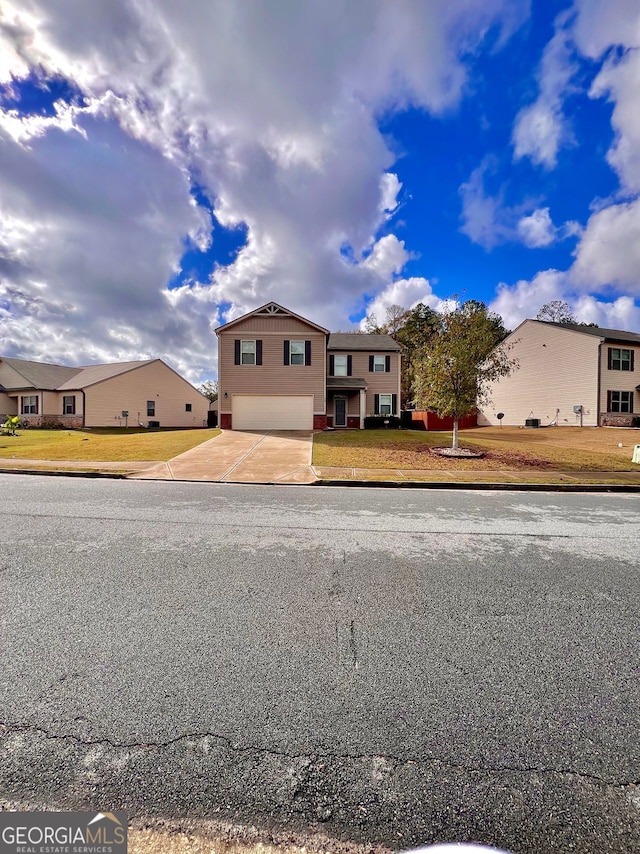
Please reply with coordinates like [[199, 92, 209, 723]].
[[364, 415, 401, 429]]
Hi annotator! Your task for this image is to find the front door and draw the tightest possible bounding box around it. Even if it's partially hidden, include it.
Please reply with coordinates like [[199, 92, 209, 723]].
[[334, 396, 346, 427]]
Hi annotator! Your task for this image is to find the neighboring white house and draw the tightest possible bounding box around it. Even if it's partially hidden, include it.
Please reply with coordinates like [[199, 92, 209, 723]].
[[479, 320, 640, 427], [0, 356, 209, 428]]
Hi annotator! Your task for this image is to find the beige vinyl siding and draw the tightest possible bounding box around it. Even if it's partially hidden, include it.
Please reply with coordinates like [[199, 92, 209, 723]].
[[42, 390, 60, 415], [84, 360, 208, 427], [328, 351, 401, 415], [478, 320, 601, 427], [0, 391, 17, 415], [218, 319, 326, 414], [226, 316, 323, 335], [55, 390, 84, 416], [599, 343, 640, 414]]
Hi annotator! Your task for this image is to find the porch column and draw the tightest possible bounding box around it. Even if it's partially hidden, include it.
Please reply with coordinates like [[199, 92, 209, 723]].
[[359, 389, 366, 429]]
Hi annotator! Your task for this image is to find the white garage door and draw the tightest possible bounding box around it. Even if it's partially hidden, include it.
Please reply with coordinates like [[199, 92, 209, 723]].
[[232, 394, 314, 430]]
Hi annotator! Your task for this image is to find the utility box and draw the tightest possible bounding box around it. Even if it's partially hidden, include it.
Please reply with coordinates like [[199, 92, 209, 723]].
[[525, 418, 541, 428], [573, 405, 582, 414], [632, 445, 640, 464], [148, 420, 160, 429]]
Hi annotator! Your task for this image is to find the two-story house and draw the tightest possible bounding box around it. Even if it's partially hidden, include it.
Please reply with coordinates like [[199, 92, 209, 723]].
[[478, 319, 640, 427], [215, 302, 401, 430]]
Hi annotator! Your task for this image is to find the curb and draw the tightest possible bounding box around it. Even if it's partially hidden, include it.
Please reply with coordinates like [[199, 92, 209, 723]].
[[1, 467, 639, 492], [0, 467, 127, 479], [313, 478, 640, 493]]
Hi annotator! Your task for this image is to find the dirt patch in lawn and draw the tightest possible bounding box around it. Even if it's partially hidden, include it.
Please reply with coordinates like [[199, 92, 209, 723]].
[[313, 427, 640, 471]]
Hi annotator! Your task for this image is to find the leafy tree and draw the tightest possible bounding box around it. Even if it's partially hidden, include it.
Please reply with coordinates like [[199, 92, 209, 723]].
[[395, 303, 441, 407], [199, 380, 218, 403], [412, 301, 517, 449]]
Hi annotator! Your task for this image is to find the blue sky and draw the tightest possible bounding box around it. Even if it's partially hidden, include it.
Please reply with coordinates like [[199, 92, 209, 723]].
[[1, 1, 640, 382]]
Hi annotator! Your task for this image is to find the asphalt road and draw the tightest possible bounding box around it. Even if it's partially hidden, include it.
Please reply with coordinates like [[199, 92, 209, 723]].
[[1, 475, 639, 853]]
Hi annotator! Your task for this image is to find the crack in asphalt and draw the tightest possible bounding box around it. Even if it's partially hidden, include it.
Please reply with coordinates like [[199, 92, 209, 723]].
[[1, 720, 637, 790], [1, 510, 634, 540]]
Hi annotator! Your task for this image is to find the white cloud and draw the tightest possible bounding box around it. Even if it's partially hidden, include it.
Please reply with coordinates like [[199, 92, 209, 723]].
[[362, 234, 411, 279], [517, 207, 557, 247], [589, 48, 640, 193], [379, 172, 402, 216], [0, 0, 528, 379], [517, 206, 581, 248], [571, 198, 640, 292], [489, 269, 640, 333], [459, 158, 513, 250], [512, 11, 577, 169], [363, 277, 446, 327], [490, 269, 568, 329]]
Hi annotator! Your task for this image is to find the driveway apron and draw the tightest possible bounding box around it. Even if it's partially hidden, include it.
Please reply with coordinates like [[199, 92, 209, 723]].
[[133, 430, 316, 483]]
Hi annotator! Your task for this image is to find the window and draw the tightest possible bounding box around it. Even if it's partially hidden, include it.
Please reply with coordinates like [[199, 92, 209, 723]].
[[290, 341, 305, 365], [21, 395, 38, 414], [608, 347, 634, 371], [147, 400, 155, 417], [185, 403, 192, 412], [63, 395, 76, 415], [333, 355, 348, 376], [234, 339, 262, 365], [241, 340, 256, 365], [608, 391, 633, 413], [379, 394, 392, 415], [373, 355, 386, 372]]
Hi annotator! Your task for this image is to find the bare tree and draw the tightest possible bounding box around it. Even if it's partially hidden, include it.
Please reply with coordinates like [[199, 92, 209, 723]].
[[536, 300, 576, 324]]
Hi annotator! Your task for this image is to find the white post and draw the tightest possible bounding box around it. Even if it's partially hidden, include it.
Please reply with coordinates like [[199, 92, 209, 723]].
[[359, 389, 366, 429]]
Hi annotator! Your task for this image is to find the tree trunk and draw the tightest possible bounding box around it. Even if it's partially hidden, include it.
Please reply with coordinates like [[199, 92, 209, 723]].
[[452, 417, 459, 449]]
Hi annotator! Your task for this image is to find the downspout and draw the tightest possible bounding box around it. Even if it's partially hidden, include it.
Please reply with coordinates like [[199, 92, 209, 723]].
[[596, 341, 602, 427], [81, 389, 86, 428]]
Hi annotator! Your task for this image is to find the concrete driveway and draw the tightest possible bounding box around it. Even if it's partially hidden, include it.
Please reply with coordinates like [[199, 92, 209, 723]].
[[134, 430, 316, 483]]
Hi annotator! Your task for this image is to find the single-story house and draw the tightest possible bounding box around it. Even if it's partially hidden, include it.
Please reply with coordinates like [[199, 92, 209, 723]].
[[215, 301, 401, 430], [478, 319, 640, 427], [0, 356, 209, 428]]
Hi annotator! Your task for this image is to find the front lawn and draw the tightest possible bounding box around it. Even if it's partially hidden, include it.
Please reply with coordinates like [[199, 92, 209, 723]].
[[0, 427, 218, 461], [312, 426, 640, 471]]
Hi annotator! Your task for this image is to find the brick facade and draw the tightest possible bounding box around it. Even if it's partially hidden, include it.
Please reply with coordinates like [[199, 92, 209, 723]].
[[19, 414, 84, 429]]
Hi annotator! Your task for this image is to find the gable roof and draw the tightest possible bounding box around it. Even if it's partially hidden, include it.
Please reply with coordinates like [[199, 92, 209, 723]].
[[0, 357, 82, 390], [0, 356, 161, 392], [57, 360, 156, 390], [215, 301, 330, 335], [327, 333, 401, 351], [548, 321, 640, 345], [527, 319, 640, 346]]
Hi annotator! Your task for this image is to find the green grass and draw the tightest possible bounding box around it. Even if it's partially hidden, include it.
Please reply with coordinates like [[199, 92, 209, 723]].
[[0, 427, 219, 461], [312, 426, 640, 471]]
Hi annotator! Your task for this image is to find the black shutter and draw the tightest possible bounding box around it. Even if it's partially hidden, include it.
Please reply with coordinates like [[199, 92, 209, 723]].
[[385, 355, 391, 372], [607, 390, 612, 412], [631, 351, 635, 371], [329, 355, 335, 375], [234, 339, 241, 365], [305, 340, 311, 366], [284, 340, 290, 365], [374, 394, 380, 415], [392, 394, 397, 414], [369, 355, 374, 372], [256, 340, 263, 365], [607, 348, 613, 369], [347, 355, 352, 376]]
